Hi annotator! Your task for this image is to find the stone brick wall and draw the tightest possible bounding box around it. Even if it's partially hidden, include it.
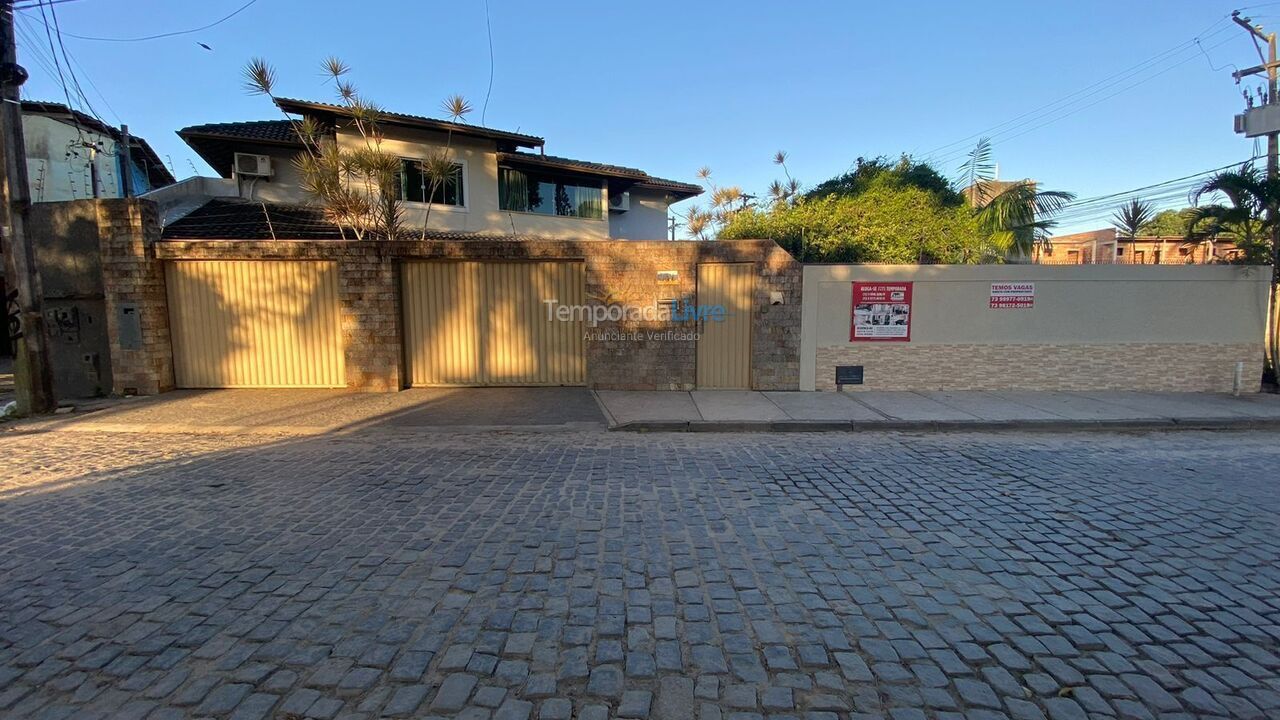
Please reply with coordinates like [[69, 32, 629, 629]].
[[815, 343, 1263, 393], [582, 240, 801, 391], [96, 200, 174, 395], [149, 236, 803, 392]]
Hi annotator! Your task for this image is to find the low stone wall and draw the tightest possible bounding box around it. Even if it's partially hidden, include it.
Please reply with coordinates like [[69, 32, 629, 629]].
[[136, 228, 802, 393], [815, 343, 1262, 393]]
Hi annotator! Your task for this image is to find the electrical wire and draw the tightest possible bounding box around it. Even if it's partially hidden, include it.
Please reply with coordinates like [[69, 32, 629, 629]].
[[46, 0, 106, 124], [49, 0, 260, 42], [481, 0, 494, 127], [32, 0, 83, 137], [915, 17, 1234, 161], [926, 32, 1242, 170]]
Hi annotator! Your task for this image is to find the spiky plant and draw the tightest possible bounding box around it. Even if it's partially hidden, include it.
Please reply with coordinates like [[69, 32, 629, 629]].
[[417, 93, 473, 238], [958, 137, 1075, 260], [1112, 198, 1155, 264]]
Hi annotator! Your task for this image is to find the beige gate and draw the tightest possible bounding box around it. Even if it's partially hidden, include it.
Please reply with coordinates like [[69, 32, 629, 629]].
[[402, 261, 586, 386], [696, 263, 753, 389], [166, 260, 345, 388]]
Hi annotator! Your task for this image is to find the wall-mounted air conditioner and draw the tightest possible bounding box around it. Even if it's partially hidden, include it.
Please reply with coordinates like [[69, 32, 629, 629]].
[[234, 152, 273, 178], [609, 190, 630, 212]]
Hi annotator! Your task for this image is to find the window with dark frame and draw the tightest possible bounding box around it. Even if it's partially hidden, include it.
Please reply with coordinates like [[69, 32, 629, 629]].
[[400, 160, 464, 207], [498, 167, 604, 219]]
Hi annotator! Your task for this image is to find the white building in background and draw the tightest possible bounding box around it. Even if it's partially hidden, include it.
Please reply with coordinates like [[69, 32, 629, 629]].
[[21, 101, 174, 203]]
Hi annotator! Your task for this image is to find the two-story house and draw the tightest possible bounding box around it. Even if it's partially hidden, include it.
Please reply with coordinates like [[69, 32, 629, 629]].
[[153, 98, 701, 240]]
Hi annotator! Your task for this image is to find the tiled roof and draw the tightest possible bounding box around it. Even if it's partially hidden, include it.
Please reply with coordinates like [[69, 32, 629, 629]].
[[175, 105, 701, 199], [162, 198, 344, 240], [499, 151, 703, 198], [633, 176, 705, 196], [274, 98, 544, 148], [177, 119, 302, 145]]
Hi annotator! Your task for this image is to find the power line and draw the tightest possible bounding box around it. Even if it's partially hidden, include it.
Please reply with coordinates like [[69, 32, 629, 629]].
[[916, 17, 1235, 161], [481, 0, 494, 127], [46, 0, 260, 42], [927, 31, 1241, 170], [45, 0, 106, 124], [12, 0, 82, 9], [31, 0, 81, 135], [1049, 156, 1263, 228]]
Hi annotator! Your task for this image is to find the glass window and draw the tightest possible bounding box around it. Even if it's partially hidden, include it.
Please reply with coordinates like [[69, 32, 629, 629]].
[[400, 160, 464, 207], [499, 167, 603, 219]]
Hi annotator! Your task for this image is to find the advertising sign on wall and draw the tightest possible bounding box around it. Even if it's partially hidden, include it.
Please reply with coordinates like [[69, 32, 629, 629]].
[[989, 282, 1035, 309], [851, 282, 913, 341]]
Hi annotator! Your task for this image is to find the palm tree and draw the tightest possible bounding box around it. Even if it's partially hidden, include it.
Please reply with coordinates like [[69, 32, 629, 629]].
[[1112, 198, 1155, 264], [1186, 163, 1280, 379], [958, 139, 1076, 261]]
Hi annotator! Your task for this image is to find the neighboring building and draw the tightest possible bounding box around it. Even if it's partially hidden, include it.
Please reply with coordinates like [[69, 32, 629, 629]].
[[157, 98, 702, 241], [1035, 228, 1241, 265], [22, 101, 175, 202]]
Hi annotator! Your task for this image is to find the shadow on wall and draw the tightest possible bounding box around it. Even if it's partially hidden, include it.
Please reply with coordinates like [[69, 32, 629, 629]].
[[167, 261, 341, 389], [30, 210, 112, 399]]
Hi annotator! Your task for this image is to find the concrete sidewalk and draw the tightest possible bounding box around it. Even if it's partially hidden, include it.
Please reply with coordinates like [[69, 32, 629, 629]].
[[594, 389, 1280, 431]]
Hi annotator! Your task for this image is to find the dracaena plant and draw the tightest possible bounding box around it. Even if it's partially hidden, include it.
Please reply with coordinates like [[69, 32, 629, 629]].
[[243, 57, 471, 243], [417, 94, 473, 239]]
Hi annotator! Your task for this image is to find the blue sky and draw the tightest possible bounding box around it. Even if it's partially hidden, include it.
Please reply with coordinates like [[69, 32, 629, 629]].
[[11, 0, 1274, 234]]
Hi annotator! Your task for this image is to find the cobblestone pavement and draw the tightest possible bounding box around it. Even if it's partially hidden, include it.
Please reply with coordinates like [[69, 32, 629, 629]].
[[1, 428, 1279, 719]]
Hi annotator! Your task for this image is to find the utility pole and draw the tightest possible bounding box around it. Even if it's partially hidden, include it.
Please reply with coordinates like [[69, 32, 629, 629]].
[[119, 124, 133, 198], [1232, 9, 1280, 381], [0, 0, 53, 414]]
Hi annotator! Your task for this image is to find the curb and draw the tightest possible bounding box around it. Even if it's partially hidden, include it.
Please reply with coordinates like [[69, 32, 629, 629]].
[[609, 417, 1280, 433]]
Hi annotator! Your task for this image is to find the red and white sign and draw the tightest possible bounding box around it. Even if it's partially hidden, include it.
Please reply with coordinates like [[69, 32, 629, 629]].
[[851, 282, 912, 341], [989, 282, 1035, 309]]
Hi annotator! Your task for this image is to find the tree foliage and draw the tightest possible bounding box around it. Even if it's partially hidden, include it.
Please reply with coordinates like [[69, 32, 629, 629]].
[[1186, 162, 1279, 378], [1138, 208, 1193, 238], [718, 186, 992, 263], [805, 155, 961, 205], [711, 138, 1072, 264], [1186, 164, 1276, 265]]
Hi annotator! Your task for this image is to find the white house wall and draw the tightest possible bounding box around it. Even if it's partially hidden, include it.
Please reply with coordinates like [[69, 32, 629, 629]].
[[23, 115, 121, 202], [336, 125, 610, 240], [609, 189, 673, 240]]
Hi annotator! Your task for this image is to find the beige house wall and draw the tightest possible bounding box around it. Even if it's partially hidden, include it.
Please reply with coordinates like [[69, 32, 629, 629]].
[[335, 125, 610, 240], [801, 264, 1270, 392]]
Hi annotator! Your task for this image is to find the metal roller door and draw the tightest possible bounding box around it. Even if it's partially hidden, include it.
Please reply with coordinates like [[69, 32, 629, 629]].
[[696, 263, 754, 389], [402, 261, 585, 386], [166, 260, 345, 388]]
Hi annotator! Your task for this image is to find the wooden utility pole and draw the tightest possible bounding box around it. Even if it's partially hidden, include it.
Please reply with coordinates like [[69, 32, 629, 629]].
[[0, 0, 53, 414], [1233, 10, 1280, 380]]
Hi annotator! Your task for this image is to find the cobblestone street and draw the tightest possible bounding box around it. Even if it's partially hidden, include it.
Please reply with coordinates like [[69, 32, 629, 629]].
[[1, 427, 1278, 719]]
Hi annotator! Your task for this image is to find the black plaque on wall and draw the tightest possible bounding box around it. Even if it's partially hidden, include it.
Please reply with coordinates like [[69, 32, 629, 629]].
[[835, 365, 864, 387]]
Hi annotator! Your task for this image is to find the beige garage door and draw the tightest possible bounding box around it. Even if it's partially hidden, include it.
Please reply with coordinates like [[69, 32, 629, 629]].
[[402, 261, 585, 386], [166, 260, 345, 388], [697, 263, 754, 389]]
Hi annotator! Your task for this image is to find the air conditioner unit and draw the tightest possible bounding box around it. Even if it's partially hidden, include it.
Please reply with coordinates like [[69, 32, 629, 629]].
[[609, 190, 630, 212], [234, 152, 273, 178]]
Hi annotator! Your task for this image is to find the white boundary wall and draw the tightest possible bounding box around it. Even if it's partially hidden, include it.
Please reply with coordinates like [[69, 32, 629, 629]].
[[800, 264, 1270, 393]]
